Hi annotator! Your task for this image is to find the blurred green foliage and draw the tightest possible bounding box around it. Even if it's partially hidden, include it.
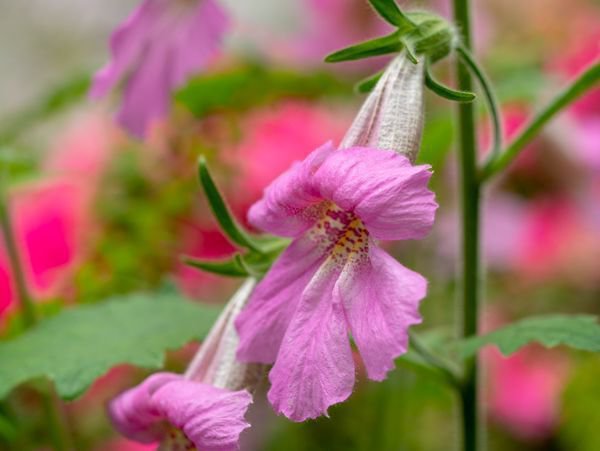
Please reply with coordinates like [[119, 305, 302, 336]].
[[176, 64, 350, 118]]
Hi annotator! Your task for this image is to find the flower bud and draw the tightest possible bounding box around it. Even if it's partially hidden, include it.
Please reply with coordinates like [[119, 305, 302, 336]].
[[405, 11, 457, 63], [340, 51, 425, 162]]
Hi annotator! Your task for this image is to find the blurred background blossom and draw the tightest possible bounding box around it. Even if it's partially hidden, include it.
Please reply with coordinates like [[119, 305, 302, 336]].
[[0, 0, 599, 450]]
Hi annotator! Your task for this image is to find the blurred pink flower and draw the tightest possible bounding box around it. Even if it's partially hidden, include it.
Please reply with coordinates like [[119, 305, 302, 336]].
[[548, 30, 600, 170], [480, 104, 540, 171], [95, 438, 155, 451], [226, 101, 348, 210], [514, 197, 600, 285], [45, 112, 120, 188], [0, 179, 89, 320], [481, 308, 570, 440], [437, 194, 528, 272], [485, 346, 569, 440], [236, 143, 437, 421], [91, 0, 230, 137]]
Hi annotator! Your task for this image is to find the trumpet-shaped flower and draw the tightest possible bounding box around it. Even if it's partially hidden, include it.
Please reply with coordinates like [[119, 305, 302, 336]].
[[109, 372, 251, 451], [110, 280, 259, 450], [236, 142, 437, 421], [91, 0, 230, 137]]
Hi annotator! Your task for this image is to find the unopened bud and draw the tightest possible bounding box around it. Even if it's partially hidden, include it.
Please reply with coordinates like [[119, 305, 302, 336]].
[[341, 51, 425, 162]]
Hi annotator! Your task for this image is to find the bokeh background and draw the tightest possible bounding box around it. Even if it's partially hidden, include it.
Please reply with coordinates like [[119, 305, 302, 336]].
[[0, 0, 599, 450]]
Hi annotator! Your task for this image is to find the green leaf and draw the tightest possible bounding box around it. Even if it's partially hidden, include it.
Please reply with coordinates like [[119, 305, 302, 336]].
[[325, 32, 403, 63], [459, 315, 600, 358], [0, 293, 221, 400], [198, 156, 263, 252], [367, 0, 415, 29], [355, 71, 384, 94]]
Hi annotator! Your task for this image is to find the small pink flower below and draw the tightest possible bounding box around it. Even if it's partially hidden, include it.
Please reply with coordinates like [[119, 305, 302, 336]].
[[109, 372, 252, 451]]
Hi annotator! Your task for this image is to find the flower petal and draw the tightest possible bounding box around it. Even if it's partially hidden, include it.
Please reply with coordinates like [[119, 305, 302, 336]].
[[170, 0, 230, 87], [116, 35, 173, 137], [314, 146, 437, 240], [236, 237, 325, 363], [338, 244, 426, 380], [109, 372, 180, 443], [90, 0, 155, 99], [247, 142, 335, 237], [153, 379, 252, 451], [109, 373, 252, 451], [267, 264, 354, 422]]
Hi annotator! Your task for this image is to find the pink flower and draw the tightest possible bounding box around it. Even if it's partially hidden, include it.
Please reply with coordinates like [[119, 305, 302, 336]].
[[0, 179, 88, 320], [235, 142, 437, 421], [110, 279, 259, 449], [91, 0, 230, 137], [109, 372, 251, 451], [485, 348, 568, 440]]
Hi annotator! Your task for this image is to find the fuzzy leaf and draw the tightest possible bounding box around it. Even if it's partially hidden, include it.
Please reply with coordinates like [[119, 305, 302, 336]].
[[460, 315, 600, 358], [0, 294, 221, 400]]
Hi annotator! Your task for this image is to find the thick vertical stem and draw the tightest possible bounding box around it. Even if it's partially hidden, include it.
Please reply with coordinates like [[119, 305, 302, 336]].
[[0, 175, 74, 451], [452, 1, 481, 451]]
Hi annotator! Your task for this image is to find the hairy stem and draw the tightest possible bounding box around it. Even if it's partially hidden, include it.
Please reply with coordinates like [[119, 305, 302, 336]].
[[452, 1, 482, 450], [0, 172, 74, 451], [481, 61, 600, 181]]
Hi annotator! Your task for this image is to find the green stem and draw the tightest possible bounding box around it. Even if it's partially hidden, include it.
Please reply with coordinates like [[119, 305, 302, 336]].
[[456, 45, 503, 159], [452, 1, 482, 451], [481, 61, 600, 181], [0, 172, 74, 451], [0, 177, 37, 326]]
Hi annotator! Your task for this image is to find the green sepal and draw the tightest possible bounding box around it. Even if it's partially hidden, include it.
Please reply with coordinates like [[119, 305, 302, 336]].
[[183, 238, 289, 278], [182, 255, 248, 277], [402, 40, 419, 64], [404, 11, 456, 63], [325, 32, 403, 63], [425, 67, 476, 102], [355, 71, 384, 93], [367, 0, 416, 30], [198, 156, 263, 252]]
